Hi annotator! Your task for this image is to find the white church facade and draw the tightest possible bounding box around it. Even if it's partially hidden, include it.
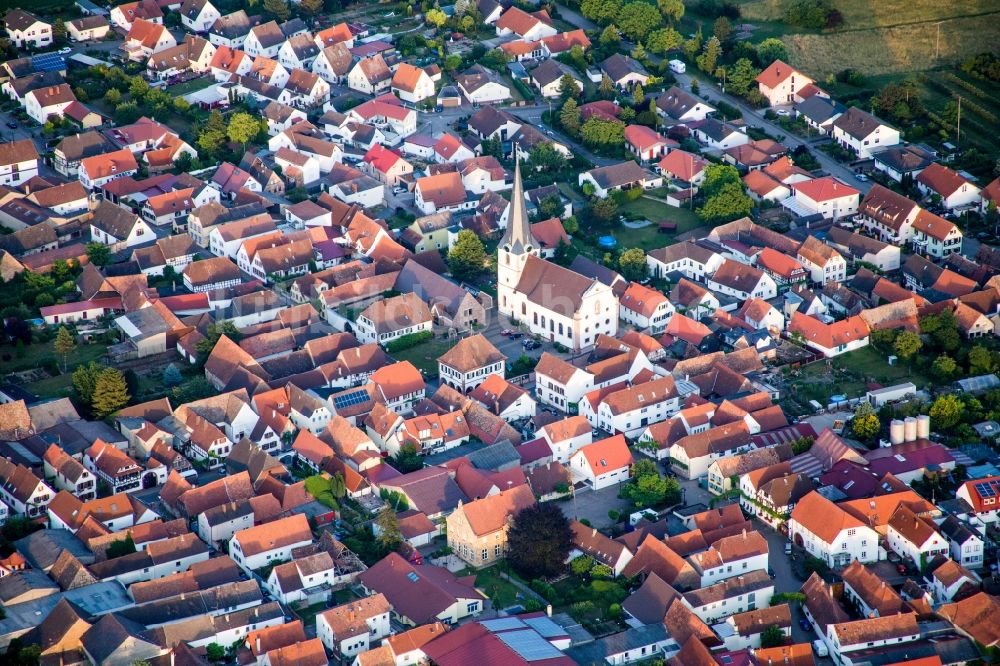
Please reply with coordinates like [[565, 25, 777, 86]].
[[497, 160, 619, 352]]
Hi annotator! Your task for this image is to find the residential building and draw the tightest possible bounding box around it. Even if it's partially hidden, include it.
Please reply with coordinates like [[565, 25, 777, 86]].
[[446, 485, 535, 568]]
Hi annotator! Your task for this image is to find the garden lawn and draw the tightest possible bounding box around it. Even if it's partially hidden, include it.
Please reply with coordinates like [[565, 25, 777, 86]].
[[472, 566, 524, 610], [549, 575, 629, 636], [389, 337, 454, 376], [2, 342, 109, 400], [166, 77, 213, 97]]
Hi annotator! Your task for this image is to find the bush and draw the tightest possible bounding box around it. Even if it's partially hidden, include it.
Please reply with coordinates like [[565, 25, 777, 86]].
[[385, 330, 433, 352], [590, 563, 614, 579]]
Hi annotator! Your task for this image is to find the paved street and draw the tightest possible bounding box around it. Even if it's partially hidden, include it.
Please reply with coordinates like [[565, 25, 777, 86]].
[[560, 484, 634, 529]]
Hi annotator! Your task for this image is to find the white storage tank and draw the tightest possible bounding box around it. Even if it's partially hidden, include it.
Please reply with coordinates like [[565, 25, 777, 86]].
[[890, 419, 905, 445], [904, 417, 917, 442], [917, 414, 930, 439]]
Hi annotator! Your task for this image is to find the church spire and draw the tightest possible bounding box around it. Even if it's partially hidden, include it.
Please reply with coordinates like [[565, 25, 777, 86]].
[[499, 151, 534, 255]]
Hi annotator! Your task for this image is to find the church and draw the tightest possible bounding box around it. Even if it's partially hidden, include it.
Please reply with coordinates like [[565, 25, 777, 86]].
[[497, 160, 619, 352]]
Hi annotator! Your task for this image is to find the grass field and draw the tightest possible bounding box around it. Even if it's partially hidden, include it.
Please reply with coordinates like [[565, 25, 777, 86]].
[[471, 566, 525, 610], [734, 0, 1000, 76], [389, 337, 454, 377], [166, 78, 214, 98], [575, 197, 705, 255]]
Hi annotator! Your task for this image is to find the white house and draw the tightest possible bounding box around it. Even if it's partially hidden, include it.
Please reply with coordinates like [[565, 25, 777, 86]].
[[707, 260, 778, 301], [587, 375, 681, 440], [916, 162, 982, 211], [789, 492, 880, 568], [796, 235, 847, 285], [243, 21, 284, 58], [66, 15, 111, 42], [789, 177, 860, 221], [89, 201, 155, 252], [690, 531, 769, 587], [578, 161, 663, 199], [456, 65, 511, 105], [619, 282, 674, 333], [436, 334, 506, 394], [317, 594, 393, 659], [569, 435, 633, 490], [538, 416, 593, 465], [25, 84, 77, 126], [885, 504, 949, 567], [939, 515, 984, 570], [692, 119, 750, 151], [826, 614, 920, 660], [832, 107, 900, 160], [911, 209, 963, 258], [754, 60, 815, 107], [0, 139, 39, 187], [3, 9, 52, 49], [787, 312, 870, 358], [683, 570, 774, 624], [391, 63, 436, 104], [229, 514, 313, 573], [180, 0, 220, 32], [534, 354, 594, 413]]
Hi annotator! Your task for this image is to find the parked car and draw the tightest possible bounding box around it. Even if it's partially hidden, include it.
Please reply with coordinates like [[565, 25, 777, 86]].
[[767, 567, 776, 579], [776, 109, 790, 116], [896, 563, 907, 575], [5, 121, 16, 129], [799, 618, 811, 632], [812, 640, 828, 657], [522, 339, 540, 350], [58, 47, 72, 54], [855, 173, 869, 181], [501, 329, 513, 336], [510, 332, 523, 339], [784, 543, 792, 555]]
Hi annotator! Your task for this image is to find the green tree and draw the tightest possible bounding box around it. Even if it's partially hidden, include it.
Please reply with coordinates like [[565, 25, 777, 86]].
[[893, 331, 922, 361], [52, 18, 67, 43], [581, 117, 625, 148], [696, 182, 753, 223], [616, 1, 661, 42], [756, 38, 787, 66], [726, 58, 761, 97], [227, 112, 261, 149], [696, 36, 722, 74], [85, 242, 110, 267], [162, 363, 183, 387], [932, 354, 959, 381], [622, 458, 680, 508], [92, 368, 130, 417], [72, 362, 102, 405], [53, 326, 76, 372], [205, 643, 226, 663], [558, 73, 580, 102], [447, 230, 486, 282], [374, 506, 402, 551], [598, 73, 617, 99], [760, 624, 786, 649], [506, 502, 572, 579], [713, 16, 732, 42], [391, 443, 424, 474], [618, 248, 648, 282], [701, 163, 742, 196], [425, 8, 448, 27], [298, 0, 323, 14], [632, 82, 645, 105], [106, 534, 136, 559], [969, 345, 997, 375], [263, 0, 291, 20], [929, 393, 964, 430], [570, 554, 594, 575], [330, 472, 346, 499], [657, 0, 684, 22], [529, 142, 567, 173], [562, 216, 579, 234], [582, 0, 623, 24], [599, 24, 620, 49], [683, 29, 702, 62], [195, 321, 243, 360], [645, 27, 682, 54], [851, 401, 880, 440], [591, 197, 618, 222]]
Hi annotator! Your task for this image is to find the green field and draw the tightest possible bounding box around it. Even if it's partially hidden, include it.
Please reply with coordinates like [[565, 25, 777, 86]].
[[389, 337, 454, 377], [166, 78, 214, 98], [575, 196, 705, 257], [734, 0, 1000, 76]]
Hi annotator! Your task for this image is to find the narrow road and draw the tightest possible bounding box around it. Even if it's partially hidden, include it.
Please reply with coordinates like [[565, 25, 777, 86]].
[[553, 4, 872, 192]]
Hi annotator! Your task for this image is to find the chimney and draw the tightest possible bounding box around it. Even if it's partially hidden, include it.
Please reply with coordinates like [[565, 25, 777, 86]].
[[256, 636, 261, 654]]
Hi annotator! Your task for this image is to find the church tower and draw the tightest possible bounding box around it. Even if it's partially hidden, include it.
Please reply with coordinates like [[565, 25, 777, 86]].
[[497, 155, 538, 318]]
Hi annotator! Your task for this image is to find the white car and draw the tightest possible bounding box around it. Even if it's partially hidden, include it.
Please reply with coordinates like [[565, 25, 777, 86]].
[[812, 640, 828, 657], [58, 47, 72, 55], [776, 109, 790, 117]]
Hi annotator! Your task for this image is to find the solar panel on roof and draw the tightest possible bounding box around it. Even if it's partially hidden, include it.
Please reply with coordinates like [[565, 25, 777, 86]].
[[481, 617, 526, 631], [976, 482, 996, 498], [333, 389, 369, 410], [31, 53, 66, 72], [522, 616, 565, 638], [495, 629, 564, 661]]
